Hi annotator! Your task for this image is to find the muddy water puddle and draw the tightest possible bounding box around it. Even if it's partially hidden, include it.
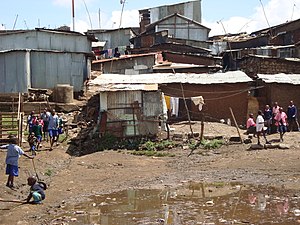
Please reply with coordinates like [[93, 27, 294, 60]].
[[51, 182, 300, 225]]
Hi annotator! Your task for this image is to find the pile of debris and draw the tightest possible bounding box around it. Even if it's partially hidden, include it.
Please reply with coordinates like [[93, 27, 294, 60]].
[[24, 88, 52, 102]]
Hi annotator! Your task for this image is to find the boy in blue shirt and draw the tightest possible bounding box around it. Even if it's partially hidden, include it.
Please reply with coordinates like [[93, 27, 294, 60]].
[[1, 137, 33, 188]]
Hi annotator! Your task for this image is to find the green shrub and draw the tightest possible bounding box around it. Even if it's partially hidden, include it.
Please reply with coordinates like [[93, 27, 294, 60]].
[[201, 139, 223, 149]]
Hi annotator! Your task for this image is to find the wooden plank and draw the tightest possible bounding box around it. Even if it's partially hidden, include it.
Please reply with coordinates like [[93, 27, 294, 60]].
[[0, 112, 19, 116], [0, 128, 19, 132]]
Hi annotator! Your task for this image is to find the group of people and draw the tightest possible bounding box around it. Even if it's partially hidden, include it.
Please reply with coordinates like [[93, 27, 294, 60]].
[[27, 108, 63, 153], [0, 108, 63, 203], [1, 137, 46, 204], [247, 100, 299, 144], [0, 108, 65, 204]]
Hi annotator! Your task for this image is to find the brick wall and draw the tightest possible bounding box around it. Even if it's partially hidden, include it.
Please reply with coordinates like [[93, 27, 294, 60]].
[[240, 56, 300, 78]]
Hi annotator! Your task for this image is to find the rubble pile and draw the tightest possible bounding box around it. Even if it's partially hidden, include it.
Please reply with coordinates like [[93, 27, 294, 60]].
[[66, 94, 101, 156]]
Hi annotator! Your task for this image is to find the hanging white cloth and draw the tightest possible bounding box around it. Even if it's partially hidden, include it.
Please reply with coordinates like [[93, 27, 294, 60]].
[[191, 96, 205, 111], [170, 97, 179, 117]]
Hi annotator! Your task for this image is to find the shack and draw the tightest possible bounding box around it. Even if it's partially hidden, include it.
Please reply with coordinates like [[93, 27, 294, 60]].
[[256, 74, 300, 116], [88, 83, 162, 138], [0, 28, 95, 93], [89, 71, 253, 125]]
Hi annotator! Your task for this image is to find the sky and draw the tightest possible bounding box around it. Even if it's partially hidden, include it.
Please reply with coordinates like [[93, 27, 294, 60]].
[[0, 0, 300, 36]]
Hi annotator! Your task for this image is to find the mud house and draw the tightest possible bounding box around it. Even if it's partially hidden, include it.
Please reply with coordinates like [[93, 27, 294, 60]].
[[255, 74, 300, 118], [0, 28, 95, 93], [89, 71, 252, 125], [88, 82, 162, 138]]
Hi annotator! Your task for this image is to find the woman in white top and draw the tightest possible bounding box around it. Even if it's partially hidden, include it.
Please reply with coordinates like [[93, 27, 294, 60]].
[[256, 110, 269, 145]]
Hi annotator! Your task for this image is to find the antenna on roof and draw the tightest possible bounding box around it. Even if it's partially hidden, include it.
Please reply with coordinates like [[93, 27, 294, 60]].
[[24, 20, 29, 29], [98, 8, 101, 28], [119, 0, 126, 28], [291, 3, 296, 21], [217, 20, 234, 64], [72, 0, 75, 31], [12, 14, 18, 30]]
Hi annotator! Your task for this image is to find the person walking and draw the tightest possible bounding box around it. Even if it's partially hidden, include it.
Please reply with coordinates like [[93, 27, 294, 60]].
[[287, 100, 300, 132], [263, 104, 272, 134], [48, 109, 59, 150], [40, 108, 50, 142], [256, 110, 269, 145], [274, 107, 288, 142], [1, 137, 34, 188]]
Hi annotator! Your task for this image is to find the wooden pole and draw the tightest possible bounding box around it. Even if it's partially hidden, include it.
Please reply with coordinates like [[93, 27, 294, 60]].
[[132, 106, 136, 137], [229, 107, 243, 143], [200, 113, 204, 141], [180, 83, 193, 137], [17, 93, 21, 145], [0, 198, 26, 203]]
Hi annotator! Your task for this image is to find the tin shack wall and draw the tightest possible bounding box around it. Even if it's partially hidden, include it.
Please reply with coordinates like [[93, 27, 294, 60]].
[[150, 1, 202, 24], [0, 51, 28, 93], [0, 30, 91, 53]]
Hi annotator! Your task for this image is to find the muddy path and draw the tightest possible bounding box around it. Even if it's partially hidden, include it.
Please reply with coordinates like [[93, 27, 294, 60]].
[[0, 122, 300, 224]]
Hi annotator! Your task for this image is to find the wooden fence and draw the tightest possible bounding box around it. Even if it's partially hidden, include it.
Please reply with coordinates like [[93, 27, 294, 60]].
[[0, 93, 23, 145]]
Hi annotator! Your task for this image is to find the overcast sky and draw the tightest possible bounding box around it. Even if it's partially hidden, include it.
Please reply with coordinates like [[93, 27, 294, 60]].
[[0, 0, 299, 36]]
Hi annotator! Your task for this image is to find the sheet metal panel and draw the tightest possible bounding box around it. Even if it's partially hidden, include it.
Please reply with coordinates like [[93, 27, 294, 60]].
[[143, 92, 162, 117], [150, 1, 201, 23], [107, 91, 142, 119], [156, 16, 207, 42], [30, 52, 85, 91], [0, 30, 91, 53], [0, 51, 28, 93]]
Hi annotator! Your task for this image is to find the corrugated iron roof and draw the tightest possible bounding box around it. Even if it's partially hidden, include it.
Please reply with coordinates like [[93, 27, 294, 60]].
[[153, 63, 222, 69], [89, 71, 252, 85], [257, 74, 300, 85], [89, 83, 158, 92], [92, 52, 158, 64]]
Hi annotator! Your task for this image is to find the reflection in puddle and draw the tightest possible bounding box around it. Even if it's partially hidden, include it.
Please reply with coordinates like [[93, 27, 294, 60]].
[[51, 182, 300, 224]]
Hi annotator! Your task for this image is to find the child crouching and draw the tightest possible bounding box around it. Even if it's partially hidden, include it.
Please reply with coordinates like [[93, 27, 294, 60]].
[[26, 176, 46, 204]]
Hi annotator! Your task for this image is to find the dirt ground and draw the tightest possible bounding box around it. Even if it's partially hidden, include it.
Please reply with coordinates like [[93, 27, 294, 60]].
[[0, 121, 300, 224]]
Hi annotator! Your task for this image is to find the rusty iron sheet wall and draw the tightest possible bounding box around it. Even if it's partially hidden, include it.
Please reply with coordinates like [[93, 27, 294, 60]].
[[160, 82, 250, 125]]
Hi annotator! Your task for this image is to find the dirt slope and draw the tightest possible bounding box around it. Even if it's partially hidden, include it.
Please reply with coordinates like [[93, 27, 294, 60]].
[[0, 122, 300, 224]]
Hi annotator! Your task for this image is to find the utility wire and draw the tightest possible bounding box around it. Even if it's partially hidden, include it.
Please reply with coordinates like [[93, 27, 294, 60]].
[[259, 0, 272, 36], [82, 0, 93, 30]]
